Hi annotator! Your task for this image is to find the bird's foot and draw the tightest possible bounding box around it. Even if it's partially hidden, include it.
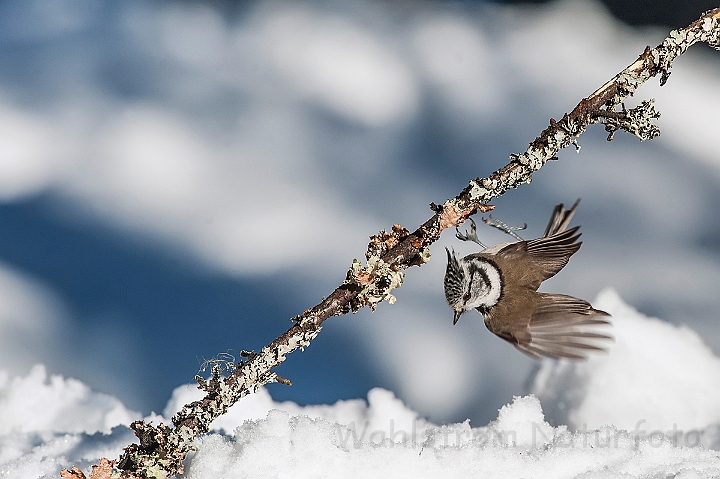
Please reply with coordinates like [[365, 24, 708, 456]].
[[482, 215, 526, 241], [455, 218, 487, 248]]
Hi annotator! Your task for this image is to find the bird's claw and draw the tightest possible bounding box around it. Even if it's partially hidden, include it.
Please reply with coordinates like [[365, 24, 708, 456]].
[[482, 215, 526, 241], [455, 218, 487, 248]]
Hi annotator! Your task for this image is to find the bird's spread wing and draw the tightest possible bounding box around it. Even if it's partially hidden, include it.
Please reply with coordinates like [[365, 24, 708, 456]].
[[500, 227, 582, 282], [543, 199, 581, 237], [488, 293, 613, 360]]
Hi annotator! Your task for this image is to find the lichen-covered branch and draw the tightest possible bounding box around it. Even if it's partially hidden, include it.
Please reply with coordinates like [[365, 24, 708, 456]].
[[64, 7, 720, 479], [456, 7, 720, 215]]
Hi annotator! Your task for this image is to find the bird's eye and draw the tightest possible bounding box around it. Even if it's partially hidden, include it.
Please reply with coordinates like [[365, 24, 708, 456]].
[[463, 291, 471, 302]]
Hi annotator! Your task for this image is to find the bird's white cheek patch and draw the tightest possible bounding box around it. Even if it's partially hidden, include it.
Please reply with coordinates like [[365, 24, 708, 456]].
[[481, 262, 503, 308], [466, 260, 503, 311]]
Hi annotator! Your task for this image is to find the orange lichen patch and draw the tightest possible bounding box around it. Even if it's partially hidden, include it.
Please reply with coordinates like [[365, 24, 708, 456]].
[[438, 201, 492, 231], [391, 224, 410, 242], [61, 459, 120, 479], [61, 467, 87, 479], [437, 201, 462, 230], [410, 237, 424, 248], [354, 270, 374, 285], [90, 459, 118, 479], [366, 224, 411, 259], [477, 203, 495, 213]]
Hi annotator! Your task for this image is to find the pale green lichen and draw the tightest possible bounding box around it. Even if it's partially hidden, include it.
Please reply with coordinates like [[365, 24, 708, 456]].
[[344, 256, 405, 311], [601, 99, 661, 141], [145, 464, 168, 479], [296, 310, 317, 328], [418, 246, 431, 264], [468, 181, 489, 201], [482, 177, 498, 190], [703, 17, 720, 48], [703, 17, 713, 32], [617, 71, 643, 91]]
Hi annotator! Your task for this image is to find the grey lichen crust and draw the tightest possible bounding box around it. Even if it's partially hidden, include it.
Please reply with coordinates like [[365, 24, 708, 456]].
[[70, 7, 720, 479], [344, 256, 405, 311], [601, 100, 661, 141]]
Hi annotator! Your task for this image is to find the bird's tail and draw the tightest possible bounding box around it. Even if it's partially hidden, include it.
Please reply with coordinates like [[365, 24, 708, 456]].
[[543, 198, 581, 237]]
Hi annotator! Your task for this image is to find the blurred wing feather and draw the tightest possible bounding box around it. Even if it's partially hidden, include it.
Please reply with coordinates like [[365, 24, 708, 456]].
[[500, 227, 582, 281], [543, 199, 581, 237], [504, 293, 613, 361]]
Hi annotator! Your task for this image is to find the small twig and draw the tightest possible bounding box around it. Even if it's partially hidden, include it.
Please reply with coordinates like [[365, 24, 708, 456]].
[[595, 100, 662, 141]]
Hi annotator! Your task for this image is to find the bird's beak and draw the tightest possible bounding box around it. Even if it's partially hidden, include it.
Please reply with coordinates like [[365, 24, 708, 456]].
[[453, 310, 463, 325]]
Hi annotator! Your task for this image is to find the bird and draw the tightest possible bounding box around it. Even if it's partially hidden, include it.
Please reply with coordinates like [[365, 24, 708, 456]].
[[444, 199, 612, 360]]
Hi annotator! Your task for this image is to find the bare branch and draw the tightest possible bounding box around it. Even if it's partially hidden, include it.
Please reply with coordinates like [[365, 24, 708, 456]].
[[65, 7, 720, 479]]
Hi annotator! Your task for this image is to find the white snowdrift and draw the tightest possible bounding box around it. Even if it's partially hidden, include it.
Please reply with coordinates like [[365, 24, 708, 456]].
[[184, 395, 720, 479], [0, 364, 139, 436], [2, 290, 720, 478]]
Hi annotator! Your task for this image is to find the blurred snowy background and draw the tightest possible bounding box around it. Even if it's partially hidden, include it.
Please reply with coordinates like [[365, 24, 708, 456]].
[[0, 0, 719, 440]]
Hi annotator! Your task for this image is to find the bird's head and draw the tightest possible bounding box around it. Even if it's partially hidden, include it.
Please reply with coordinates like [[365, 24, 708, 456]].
[[444, 248, 504, 324]]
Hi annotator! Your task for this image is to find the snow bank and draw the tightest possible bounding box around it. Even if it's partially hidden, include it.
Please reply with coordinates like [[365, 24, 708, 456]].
[[184, 395, 720, 479], [0, 364, 139, 435], [0, 365, 139, 479], [3, 291, 720, 478]]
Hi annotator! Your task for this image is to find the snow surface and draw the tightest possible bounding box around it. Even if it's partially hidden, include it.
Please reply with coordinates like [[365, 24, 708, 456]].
[[2, 291, 720, 478]]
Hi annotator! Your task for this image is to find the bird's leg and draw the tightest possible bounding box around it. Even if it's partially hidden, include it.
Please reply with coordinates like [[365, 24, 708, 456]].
[[482, 215, 526, 241], [455, 218, 487, 248]]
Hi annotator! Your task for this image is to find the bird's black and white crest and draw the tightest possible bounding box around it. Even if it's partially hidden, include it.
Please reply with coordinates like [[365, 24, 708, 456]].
[[444, 248, 464, 308], [444, 248, 503, 320]]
